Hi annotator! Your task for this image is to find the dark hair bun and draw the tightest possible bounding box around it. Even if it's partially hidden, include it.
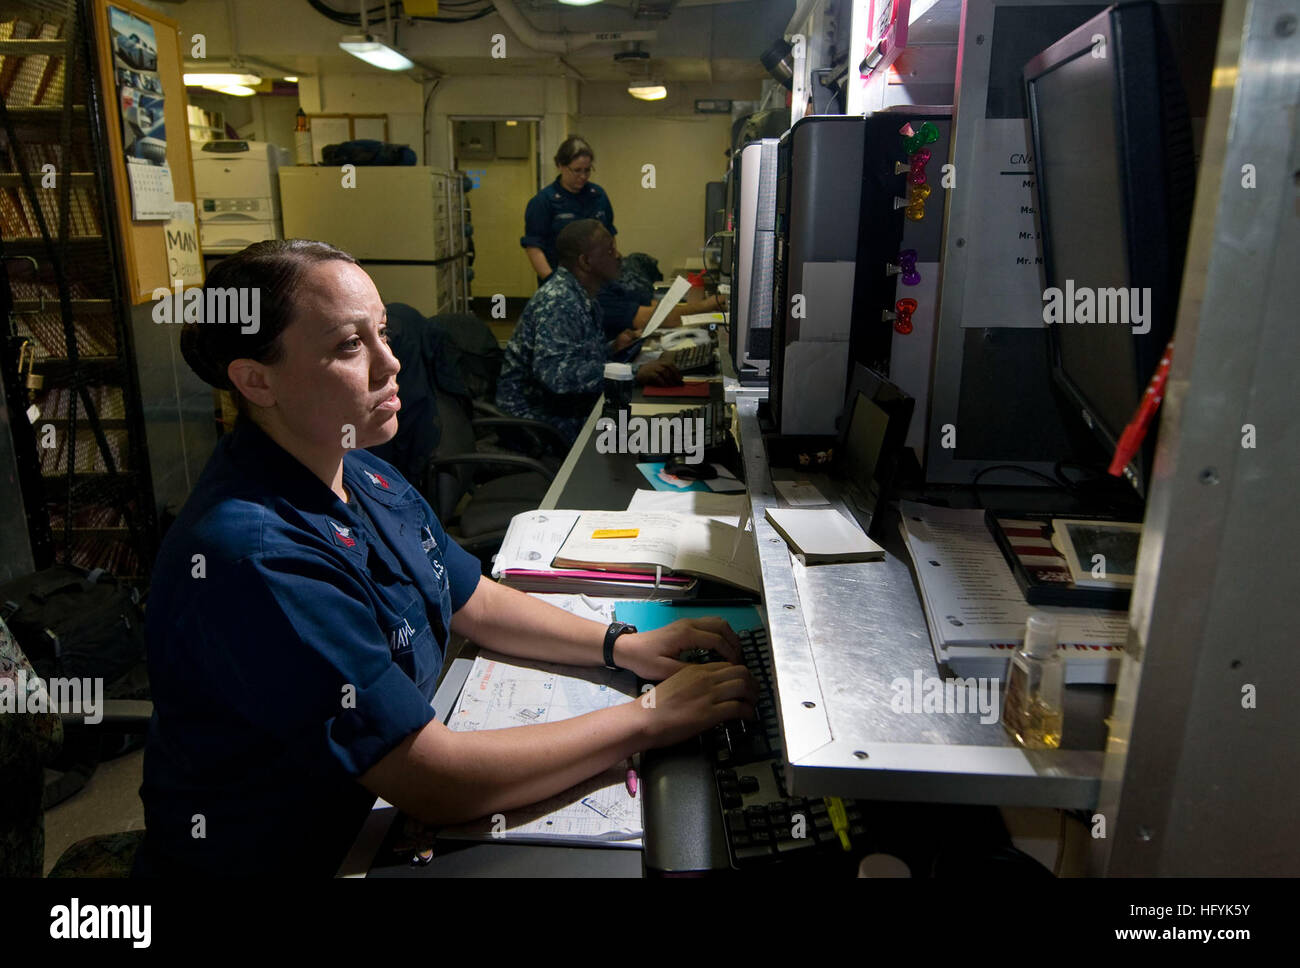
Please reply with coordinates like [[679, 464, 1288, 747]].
[[179, 321, 233, 390]]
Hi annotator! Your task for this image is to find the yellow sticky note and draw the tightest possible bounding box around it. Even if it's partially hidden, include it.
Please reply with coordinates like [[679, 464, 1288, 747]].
[[591, 528, 639, 539]]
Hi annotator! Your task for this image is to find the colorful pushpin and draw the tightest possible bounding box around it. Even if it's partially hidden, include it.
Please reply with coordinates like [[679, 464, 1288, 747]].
[[903, 120, 939, 156], [895, 298, 917, 334], [899, 249, 920, 286]]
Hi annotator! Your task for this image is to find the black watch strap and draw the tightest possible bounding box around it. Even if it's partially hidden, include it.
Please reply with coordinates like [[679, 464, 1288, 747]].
[[603, 621, 637, 671]]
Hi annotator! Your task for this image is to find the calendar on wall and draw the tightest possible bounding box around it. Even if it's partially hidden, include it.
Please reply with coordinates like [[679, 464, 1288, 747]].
[[108, 4, 173, 219]]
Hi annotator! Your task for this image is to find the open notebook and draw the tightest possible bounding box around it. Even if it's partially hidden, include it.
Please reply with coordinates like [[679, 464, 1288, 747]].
[[553, 510, 760, 593]]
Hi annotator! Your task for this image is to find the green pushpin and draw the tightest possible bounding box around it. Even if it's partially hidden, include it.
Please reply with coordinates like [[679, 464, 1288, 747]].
[[903, 121, 939, 156]]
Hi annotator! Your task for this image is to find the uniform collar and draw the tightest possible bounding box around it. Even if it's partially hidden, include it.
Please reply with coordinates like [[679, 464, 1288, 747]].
[[548, 266, 602, 308], [552, 175, 590, 198], [225, 420, 411, 567], [227, 418, 343, 516]]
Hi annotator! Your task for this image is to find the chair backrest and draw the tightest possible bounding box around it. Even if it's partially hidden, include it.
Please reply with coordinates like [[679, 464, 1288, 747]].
[[429, 312, 503, 403], [370, 303, 479, 485], [427, 388, 478, 522]]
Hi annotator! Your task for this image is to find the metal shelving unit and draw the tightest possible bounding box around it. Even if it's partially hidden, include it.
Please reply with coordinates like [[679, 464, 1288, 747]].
[[0, 0, 158, 586]]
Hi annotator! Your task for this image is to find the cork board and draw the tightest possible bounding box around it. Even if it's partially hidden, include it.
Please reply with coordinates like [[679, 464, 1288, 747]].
[[90, 0, 201, 303]]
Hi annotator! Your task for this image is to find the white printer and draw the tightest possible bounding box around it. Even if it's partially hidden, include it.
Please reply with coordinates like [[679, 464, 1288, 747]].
[[191, 140, 292, 253]]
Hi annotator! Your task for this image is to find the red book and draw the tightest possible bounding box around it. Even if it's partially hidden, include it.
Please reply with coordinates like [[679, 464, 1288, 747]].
[[643, 382, 710, 398]]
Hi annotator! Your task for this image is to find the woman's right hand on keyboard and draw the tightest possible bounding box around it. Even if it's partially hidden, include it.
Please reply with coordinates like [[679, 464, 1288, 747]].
[[636, 663, 757, 749]]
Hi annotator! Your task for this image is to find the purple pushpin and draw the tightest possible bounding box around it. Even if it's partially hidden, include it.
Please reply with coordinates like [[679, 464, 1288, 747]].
[[899, 249, 921, 286]]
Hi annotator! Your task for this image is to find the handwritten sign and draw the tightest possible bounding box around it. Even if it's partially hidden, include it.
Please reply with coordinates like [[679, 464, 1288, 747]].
[[163, 201, 202, 286]]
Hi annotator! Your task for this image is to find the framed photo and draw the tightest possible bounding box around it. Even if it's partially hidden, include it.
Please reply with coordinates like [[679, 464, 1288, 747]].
[[1051, 519, 1142, 588]]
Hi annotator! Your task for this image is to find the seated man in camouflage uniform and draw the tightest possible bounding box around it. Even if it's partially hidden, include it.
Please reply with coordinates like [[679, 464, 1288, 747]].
[[496, 219, 679, 444]]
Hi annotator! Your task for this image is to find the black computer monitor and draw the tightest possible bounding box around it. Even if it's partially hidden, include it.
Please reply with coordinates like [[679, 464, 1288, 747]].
[[1026, 0, 1197, 498], [837, 365, 914, 538]]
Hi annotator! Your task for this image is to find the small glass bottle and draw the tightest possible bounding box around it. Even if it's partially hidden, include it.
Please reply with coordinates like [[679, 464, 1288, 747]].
[[1001, 614, 1065, 749]]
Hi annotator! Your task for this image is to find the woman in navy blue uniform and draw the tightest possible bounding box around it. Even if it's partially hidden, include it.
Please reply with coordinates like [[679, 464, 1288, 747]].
[[135, 239, 754, 876], [521, 135, 615, 284]]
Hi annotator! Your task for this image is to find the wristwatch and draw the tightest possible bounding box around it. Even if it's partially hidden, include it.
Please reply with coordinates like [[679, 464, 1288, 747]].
[[603, 621, 638, 671]]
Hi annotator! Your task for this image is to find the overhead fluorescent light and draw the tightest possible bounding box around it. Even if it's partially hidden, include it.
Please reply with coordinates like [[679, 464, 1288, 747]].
[[558, 0, 604, 5], [284, 76, 299, 83], [628, 83, 667, 101], [216, 85, 256, 97], [184, 72, 261, 88], [339, 34, 415, 71]]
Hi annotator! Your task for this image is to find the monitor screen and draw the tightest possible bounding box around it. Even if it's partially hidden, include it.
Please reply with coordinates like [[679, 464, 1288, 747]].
[[843, 391, 890, 505], [1032, 49, 1141, 439], [1027, 2, 1197, 497]]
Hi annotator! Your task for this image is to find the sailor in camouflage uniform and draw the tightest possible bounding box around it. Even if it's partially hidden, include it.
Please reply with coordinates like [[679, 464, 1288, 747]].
[[496, 220, 679, 444]]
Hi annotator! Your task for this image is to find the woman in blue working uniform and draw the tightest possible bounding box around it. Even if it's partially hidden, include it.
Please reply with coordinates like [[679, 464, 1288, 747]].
[[135, 239, 754, 877], [521, 135, 613, 285]]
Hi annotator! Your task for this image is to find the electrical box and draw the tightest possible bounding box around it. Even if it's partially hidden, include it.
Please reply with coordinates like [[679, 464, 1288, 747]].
[[456, 121, 494, 160]]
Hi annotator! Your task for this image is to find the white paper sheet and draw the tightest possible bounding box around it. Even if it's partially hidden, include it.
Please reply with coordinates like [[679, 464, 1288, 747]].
[[442, 651, 642, 845], [641, 275, 692, 338], [492, 510, 581, 576], [627, 489, 748, 527]]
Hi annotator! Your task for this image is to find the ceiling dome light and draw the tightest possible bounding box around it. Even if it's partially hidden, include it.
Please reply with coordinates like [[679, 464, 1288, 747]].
[[628, 83, 667, 100], [339, 34, 415, 71]]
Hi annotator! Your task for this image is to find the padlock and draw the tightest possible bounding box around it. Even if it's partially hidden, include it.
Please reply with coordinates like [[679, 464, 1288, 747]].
[[18, 340, 43, 390]]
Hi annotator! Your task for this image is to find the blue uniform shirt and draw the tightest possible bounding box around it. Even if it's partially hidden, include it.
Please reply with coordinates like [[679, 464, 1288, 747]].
[[495, 267, 608, 444], [520, 176, 616, 274], [135, 419, 481, 877], [597, 253, 662, 337]]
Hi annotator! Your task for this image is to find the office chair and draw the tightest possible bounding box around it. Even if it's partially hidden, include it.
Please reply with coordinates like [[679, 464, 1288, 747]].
[[426, 311, 569, 463], [422, 387, 571, 571], [0, 615, 149, 878]]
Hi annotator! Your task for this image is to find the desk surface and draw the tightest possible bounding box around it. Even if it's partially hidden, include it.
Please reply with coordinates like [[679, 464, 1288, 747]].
[[733, 397, 1110, 810], [542, 382, 1111, 811]]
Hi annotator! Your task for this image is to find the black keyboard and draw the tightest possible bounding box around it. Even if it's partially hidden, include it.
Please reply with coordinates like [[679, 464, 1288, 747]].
[[711, 627, 867, 870], [647, 400, 730, 453], [665, 342, 717, 374]]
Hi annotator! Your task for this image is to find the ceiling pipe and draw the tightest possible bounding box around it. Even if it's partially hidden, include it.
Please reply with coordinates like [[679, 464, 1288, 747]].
[[785, 0, 820, 36], [492, 0, 657, 55]]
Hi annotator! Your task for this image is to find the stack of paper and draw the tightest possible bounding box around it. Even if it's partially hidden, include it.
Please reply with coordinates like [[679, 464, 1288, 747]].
[[897, 502, 1129, 683], [764, 507, 884, 564]]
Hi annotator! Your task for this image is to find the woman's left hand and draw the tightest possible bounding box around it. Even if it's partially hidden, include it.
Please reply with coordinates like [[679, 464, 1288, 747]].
[[614, 617, 744, 681]]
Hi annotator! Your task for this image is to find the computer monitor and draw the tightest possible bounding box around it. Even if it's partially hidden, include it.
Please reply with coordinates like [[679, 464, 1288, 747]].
[[1026, 1, 1196, 497], [838, 364, 914, 537], [729, 138, 778, 383]]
